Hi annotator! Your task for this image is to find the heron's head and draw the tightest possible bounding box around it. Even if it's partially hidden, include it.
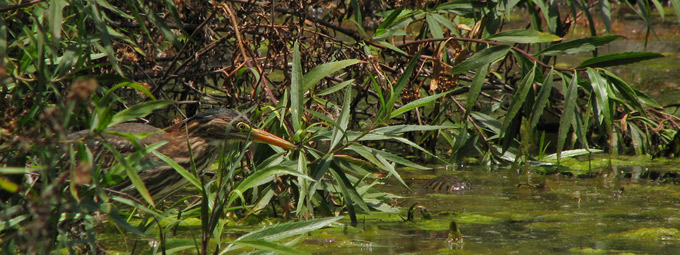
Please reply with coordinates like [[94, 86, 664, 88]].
[[182, 108, 296, 150]]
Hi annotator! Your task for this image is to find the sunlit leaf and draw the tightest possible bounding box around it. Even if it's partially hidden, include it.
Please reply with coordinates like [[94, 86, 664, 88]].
[[291, 41, 303, 132], [317, 79, 354, 96], [483, 29, 560, 43], [386, 50, 422, 117], [426, 14, 444, 38], [557, 73, 578, 163], [529, 69, 554, 131], [390, 91, 452, 119], [303, 59, 360, 92], [586, 68, 613, 130], [450, 45, 511, 74], [109, 100, 172, 127], [466, 64, 490, 112], [577, 52, 663, 68], [501, 62, 535, 139], [534, 35, 624, 56], [222, 216, 342, 254]]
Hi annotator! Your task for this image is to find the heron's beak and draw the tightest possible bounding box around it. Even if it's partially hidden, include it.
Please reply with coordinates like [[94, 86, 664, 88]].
[[249, 128, 296, 150]]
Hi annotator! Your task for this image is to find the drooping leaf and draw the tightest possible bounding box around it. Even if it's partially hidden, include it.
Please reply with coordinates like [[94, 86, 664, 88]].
[[151, 150, 202, 191], [101, 143, 155, 206], [222, 217, 342, 254], [483, 29, 560, 43], [599, 0, 612, 33], [586, 68, 613, 130], [576, 52, 663, 68], [109, 100, 172, 127], [291, 41, 303, 132], [330, 86, 352, 150], [556, 73, 579, 163], [385, 50, 422, 117], [534, 35, 624, 56], [501, 62, 536, 138], [303, 59, 360, 92], [671, 0, 680, 24], [466, 64, 490, 112], [450, 45, 511, 74], [317, 79, 354, 96], [390, 91, 452, 119], [529, 69, 554, 131], [426, 14, 444, 38]]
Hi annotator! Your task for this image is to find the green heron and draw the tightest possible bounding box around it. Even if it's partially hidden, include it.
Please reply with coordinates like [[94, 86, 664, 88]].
[[68, 108, 296, 202]]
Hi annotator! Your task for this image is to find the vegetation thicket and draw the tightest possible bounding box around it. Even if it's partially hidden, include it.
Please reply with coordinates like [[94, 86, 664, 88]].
[[1, 0, 678, 253]]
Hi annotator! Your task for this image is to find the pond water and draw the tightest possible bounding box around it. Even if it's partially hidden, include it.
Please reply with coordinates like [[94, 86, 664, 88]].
[[299, 157, 680, 254]]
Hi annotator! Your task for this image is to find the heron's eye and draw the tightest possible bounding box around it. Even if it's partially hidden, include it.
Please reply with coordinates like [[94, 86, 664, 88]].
[[236, 122, 250, 132]]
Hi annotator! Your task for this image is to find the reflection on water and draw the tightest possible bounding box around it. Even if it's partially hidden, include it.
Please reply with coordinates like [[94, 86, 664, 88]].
[[302, 160, 680, 254]]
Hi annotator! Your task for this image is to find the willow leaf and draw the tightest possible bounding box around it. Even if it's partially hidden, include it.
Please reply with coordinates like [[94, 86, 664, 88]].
[[291, 41, 303, 132], [534, 35, 623, 56], [576, 52, 663, 68], [450, 45, 511, 74], [109, 100, 172, 126], [529, 69, 554, 131], [501, 62, 536, 137], [390, 91, 452, 119], [483, 29, 560, 43], [303, 59, 360, 92], [466, 64, 490, 112], [557, 73, 578, 163], [426, 14, 444, 38], [586, 68, 613, 130]]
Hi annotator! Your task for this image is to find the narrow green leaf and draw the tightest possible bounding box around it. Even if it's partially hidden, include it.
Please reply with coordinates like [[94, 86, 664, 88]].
[[466, 64, 490, 112], [556, 73, 579, 163], [317, 79, 354, 96], [303, 59, 360, 92], [601, 69, 649, 111], [586, 68, 613, 129], [48, 0, 66, 44], [529, 69, 554, 130], [390, 91, 452, 119], [378, 9, 403, 30], [450, 45, 511, 74], [139, 0, 180, 49], [291, 41, 303, 132], [483, 29, 560, 43], [378, 41, 408, 55], [347, 144, 408, 188], [430, 13, 460, 36], [543, 148, 603, 160], [233, 167, 314, 196], [330, 86, 352, 150], [109, 100, 172, 126], [151, 151, 201, 190], [229, 216, 341, 244], [371, 124, 455, 134], [671, 0, 680, 24], [101, 143, 155, 206], [0, 167, 29, 174], [501, 62, 536, 137], [534, 35, 624, 56], [576, 52, 664, 68], [650, 0, 665, 20], [386, 50, 422, 116], [426, 14, 444, 38], [599, 0, 612, 33], [88, 2, 122, 75]]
